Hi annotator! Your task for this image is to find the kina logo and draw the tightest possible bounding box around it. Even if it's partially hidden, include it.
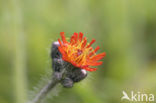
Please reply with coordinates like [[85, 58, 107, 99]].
[[121, 91, 155, 102]]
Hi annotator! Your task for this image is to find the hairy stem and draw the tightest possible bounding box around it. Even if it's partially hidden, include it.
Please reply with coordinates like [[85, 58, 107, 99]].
[[30, 75, 60, 103]]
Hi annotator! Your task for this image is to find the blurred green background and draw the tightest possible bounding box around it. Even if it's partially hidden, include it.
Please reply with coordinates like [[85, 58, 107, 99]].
[[0, 0, 156, 103]]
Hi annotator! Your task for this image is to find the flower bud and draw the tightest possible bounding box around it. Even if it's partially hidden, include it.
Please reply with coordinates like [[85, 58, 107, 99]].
[[51, 41, 87, 88]]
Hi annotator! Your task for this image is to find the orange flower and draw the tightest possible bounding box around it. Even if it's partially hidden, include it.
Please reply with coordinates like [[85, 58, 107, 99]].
[[58, 32, 106, 72]]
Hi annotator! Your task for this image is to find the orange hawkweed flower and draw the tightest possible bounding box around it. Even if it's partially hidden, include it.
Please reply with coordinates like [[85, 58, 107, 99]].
[[58, 32, 106, 72]]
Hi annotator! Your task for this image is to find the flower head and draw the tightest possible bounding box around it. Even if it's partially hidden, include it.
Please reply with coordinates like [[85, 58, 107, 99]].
[[58, 32, 106, 71]]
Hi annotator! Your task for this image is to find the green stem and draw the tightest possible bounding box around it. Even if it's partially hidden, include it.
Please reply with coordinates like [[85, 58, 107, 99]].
[[11, 0, 27, 103], [31, 76, 59, 103]]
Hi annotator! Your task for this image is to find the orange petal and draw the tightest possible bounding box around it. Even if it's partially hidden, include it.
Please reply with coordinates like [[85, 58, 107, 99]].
[[94, 46, 100, 52], [81, 37, 87, 48], [79, 32, 83, 41], [71, 61, 79, 67], [74, 32, 78, 43], [58, 39, 63, 46], [89, 46, 100, 56], [84, 67, 97, 71], [86, 39, 96, 48], [87, 61, 103, 66], [60, 32, 67, 43], [70, 35, 75, 44], [58, 47, 65, 54], [90, 52, 106, 61]]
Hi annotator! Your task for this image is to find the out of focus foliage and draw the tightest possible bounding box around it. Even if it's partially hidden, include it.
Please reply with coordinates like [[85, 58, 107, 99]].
[[0, 0, 156, 103]]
